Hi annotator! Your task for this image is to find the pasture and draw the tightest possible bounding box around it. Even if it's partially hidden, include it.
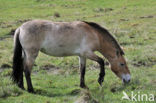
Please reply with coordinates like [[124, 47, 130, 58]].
[[0, 0, 156, 103]]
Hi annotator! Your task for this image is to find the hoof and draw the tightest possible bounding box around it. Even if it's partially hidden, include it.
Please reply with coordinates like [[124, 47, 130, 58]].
[[28, 88, 34, 93], [80, 84, 89, 89], [98, 77, 104, 86], [18, 85, 25, 90], [20, 87, 25, 90]]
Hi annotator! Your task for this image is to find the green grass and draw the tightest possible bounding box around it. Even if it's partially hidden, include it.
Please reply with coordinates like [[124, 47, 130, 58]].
[[0, 0, 156, 103]]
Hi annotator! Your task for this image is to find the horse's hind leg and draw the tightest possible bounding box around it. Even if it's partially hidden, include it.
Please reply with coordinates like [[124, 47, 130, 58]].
[[24, 63, 34, 93], [85, 52, 105, 86], [23, 49, 38, 93], [79, 56, 87, 88]]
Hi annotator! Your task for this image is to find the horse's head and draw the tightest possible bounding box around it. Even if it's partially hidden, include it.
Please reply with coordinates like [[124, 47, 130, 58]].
[[109, 51, 131, 84]]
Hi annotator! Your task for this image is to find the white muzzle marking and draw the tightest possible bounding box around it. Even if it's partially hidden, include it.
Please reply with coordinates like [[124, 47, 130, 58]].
[[122, 74, 131, 83]]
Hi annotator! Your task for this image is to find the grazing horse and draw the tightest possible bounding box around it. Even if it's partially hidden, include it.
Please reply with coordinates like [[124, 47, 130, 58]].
[[11, 20, 130, 93]]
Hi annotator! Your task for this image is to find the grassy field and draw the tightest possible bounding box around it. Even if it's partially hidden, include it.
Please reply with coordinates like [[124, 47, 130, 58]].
[[0, 0, 156, 103]]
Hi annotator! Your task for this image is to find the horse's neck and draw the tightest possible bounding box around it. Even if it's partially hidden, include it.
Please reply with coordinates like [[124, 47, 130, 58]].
[[99, 38, 117, 63]]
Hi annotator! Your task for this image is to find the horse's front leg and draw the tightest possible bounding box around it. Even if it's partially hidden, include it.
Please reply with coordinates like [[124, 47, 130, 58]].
[[79, 56, 87, 88], [97, 58, 105, 86], [85, 52, 105, 86]]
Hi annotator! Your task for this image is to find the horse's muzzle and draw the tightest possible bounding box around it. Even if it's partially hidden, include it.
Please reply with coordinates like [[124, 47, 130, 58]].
[[122, 74, 131, 84]]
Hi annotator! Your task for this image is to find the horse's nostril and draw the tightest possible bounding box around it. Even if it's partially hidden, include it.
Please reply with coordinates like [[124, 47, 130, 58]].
[[123, 79, 126, 83], [123, 79, 130, 84]]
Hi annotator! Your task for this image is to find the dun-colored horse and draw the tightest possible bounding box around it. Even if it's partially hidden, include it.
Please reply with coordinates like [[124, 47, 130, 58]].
[[12, 20, 130, 93]]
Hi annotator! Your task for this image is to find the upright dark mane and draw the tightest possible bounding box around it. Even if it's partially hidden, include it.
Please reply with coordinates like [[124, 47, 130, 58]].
[[83, 21, 124, 55]]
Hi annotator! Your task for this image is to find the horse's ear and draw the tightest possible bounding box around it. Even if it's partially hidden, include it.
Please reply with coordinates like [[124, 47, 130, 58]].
[[116, 50, 120, 57]]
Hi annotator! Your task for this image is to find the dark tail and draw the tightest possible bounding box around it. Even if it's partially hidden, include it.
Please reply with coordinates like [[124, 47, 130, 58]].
[[11, 28, 23, 84]]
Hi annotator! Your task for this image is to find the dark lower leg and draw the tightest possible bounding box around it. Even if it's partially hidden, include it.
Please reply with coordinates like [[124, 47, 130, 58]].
[[80, 65, 86, 88], [18, 72, 24, 89], [97, 58, 105, 85], [79, 57, 87, 88], [24, 69, 34, 93]]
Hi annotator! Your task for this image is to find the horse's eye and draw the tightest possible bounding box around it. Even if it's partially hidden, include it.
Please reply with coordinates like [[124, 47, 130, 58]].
[[120, 63, 125, 66]]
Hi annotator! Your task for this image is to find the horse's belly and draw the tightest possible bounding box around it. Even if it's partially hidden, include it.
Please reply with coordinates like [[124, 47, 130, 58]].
[[40, 47, 76, 57], [40, 42, 79, 57]]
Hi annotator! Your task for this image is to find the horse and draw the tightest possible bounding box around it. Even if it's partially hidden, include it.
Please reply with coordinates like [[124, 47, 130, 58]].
[[11, 20, 131, 93]]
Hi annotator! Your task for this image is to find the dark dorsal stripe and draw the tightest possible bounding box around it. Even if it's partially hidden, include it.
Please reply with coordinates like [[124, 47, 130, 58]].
[[83, 21, 124, 55]]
